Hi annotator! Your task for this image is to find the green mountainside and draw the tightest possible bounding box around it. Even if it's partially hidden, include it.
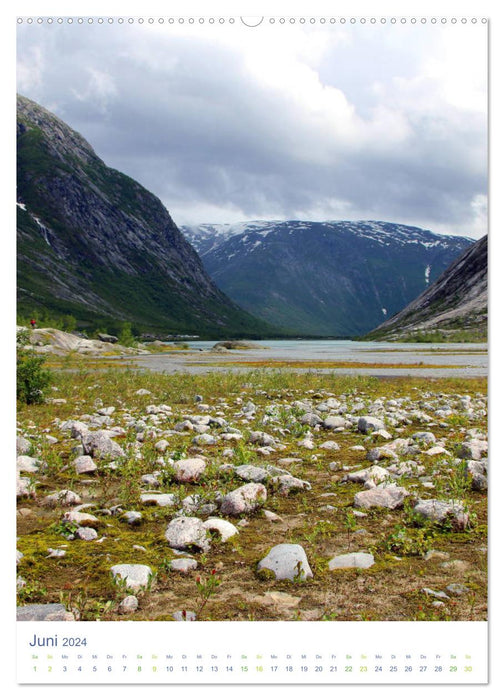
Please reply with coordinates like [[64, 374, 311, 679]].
[[183, 221, 473, 336], [16, 95, 279, 338]]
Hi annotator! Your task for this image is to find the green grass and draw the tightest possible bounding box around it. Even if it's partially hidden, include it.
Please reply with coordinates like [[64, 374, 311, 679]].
[[16, 368, 487, 622]]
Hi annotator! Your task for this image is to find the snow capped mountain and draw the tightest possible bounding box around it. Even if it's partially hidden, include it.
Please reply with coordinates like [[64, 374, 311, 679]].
[[181, 220, 474, 336]]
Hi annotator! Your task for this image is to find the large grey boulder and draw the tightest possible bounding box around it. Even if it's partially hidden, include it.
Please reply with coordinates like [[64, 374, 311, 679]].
[[354, 486, 409, 510], [323, 415, 348, 430], [258, 544, 313, 581], [73, 455, 98, 474], [412, 499, 470, 531], [82, 430, 125, 459], [173, 458, 206, 483], [357, 416, 385, 434], [164, 516, 211, 552]]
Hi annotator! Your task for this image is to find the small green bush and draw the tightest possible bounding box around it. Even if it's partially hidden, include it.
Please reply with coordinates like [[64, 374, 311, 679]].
[[118, 322, 137, 347], [16, 330, 52, 404]]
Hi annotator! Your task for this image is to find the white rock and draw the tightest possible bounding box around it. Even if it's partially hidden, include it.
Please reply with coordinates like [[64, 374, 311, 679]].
[[203, 517, 239, 542], [220, 483, 267, 516], [358, 416, 385, 434], [164, 516, 210, 552], [173, 458, 206, 483], [354, 486, 409, 510], [258, 544, 313, 581], [73, 455, 98, 474], [328, 552, 375, 570], [111, 564, 153, 591], [140, 493, 177, 507], [118, 595, 139, 614], [169, 558, 198, 573]]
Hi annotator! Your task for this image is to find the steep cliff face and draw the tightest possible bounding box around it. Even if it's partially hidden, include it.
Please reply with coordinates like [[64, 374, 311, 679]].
[[366, 235, 487, 341], [16, 95, 276, 337], [182, 220, 473, 336]]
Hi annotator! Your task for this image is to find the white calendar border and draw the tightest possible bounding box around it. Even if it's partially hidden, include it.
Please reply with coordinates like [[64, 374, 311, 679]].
[[4, 0, 503, 696]]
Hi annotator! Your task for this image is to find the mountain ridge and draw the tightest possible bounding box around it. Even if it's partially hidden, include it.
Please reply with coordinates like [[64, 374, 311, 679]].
[[365, 235, 487, 341], [182, 220, 474, 336], [16, 95, 279, 338]]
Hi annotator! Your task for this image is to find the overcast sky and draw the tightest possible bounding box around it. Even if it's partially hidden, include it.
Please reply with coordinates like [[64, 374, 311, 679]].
[[16, 18, 487, 237]]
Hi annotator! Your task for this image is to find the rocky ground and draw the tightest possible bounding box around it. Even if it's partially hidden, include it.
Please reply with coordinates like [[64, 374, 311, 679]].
[[16, 370, 487, 622]]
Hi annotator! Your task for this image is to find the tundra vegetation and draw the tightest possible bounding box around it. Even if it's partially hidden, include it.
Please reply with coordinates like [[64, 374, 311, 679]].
[[16, 368, 487, 622]]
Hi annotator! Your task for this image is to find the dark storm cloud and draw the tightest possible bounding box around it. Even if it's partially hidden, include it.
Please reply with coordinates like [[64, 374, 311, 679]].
[[17, 20, 487, 236]]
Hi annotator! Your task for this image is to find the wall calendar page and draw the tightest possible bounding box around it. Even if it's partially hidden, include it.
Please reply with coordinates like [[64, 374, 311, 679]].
[[11, 0, 493, 692]]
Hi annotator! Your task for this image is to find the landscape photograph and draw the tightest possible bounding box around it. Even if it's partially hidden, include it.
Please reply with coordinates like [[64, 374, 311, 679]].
[[16, 17, 488, 623]]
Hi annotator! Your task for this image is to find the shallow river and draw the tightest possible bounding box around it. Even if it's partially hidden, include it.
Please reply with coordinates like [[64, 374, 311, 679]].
[[128, 339, 488, 378]]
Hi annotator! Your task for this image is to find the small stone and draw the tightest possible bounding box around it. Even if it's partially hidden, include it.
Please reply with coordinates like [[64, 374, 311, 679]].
[[42, 490, 82, 508], [16, 476, 35, 499], [203, 517, 239, 542], [300, 412, 322, 427], [82, 430, 125, 459], [358, 416, 385, 434], [421, 587, 450, 600], [172, 610, 197, 621], [220, 483, 267, 516], [413, 499, 469, 531], [118, 595, 139, 614], [155, 439, 169, 453], [110, 564, 153, 591], [423, 550, 450, 561], [347, 465, 390, 484], [140, 493, 177, 507], [411, 431, 437, 445], [16, 436, 32, 455], [319, 441, 340, 451], [122, 511, 143, 525], [173, 458, 206, 483], [354, 486, 409, 510], [169, 558, 198, 573], [73, 455, 98, 474], [445, 583, 470, 596], [192, 433, 218, 445], [263, 510, 282, 522], [75, 527, 98, 541], [63, 510, 98, 526], [46, 548, 66, 558], [323, 416, 348, 430], [328, 552, 375, 570], [424, 445, 450, 457]]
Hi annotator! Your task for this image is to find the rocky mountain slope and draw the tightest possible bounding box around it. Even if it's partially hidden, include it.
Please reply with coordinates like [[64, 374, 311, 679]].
[[365, 235, 488, 341], [182, 221, 473, 336], [16, 95, 277, 338]]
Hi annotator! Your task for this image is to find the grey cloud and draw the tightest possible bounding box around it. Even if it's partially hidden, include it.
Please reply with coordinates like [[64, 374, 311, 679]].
[[17, 21, 487, 237]]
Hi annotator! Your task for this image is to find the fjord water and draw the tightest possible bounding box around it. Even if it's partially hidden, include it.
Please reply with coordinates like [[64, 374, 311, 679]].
[[133, 339, 487, 377]]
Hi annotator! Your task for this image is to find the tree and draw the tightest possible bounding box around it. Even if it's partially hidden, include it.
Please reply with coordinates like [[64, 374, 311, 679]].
[[16, 329, 52, 404]]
